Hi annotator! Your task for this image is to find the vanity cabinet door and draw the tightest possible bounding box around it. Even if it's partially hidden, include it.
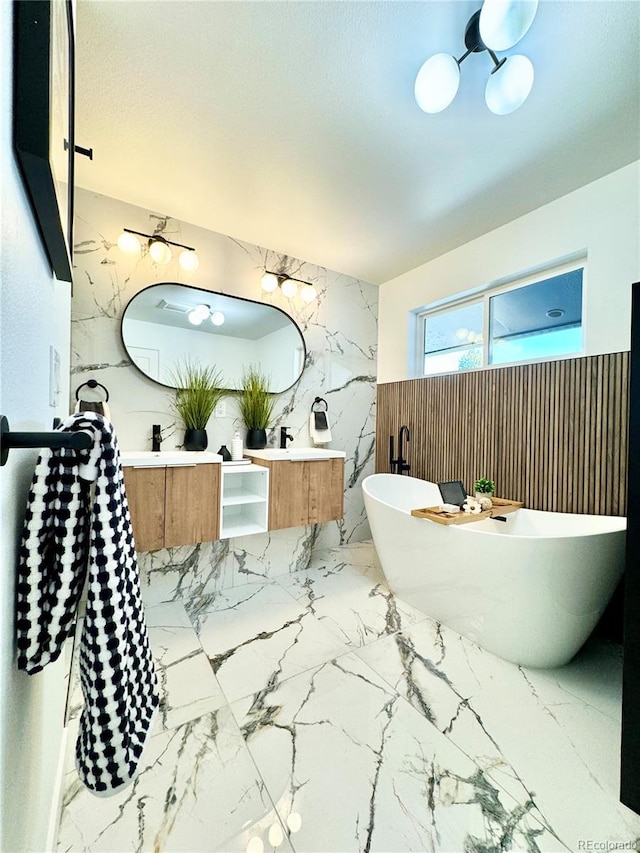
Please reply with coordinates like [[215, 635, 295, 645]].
[[269, 461, 310, 530], [164, 464, 220, 547], [123, 467, 166, 552], [309, 458, 344, 524]]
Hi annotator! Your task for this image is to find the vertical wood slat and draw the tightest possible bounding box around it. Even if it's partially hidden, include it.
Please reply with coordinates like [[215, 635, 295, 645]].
[[376, 351, 629, 516]]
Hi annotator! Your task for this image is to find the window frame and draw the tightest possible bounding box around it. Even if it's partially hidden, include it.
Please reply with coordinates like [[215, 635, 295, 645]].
[[416, 259, 586, 378]]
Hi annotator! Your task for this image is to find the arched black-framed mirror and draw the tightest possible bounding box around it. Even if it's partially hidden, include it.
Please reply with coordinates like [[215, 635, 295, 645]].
[[121, 282, 306, 393]]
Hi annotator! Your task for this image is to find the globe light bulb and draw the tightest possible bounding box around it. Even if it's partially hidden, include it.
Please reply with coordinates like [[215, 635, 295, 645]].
[[117, 231, 141, 253], [485, 55, 534, 115], [211, 311, 225, 326], [414, 53, 460, 114], [188, 310, 204, 325], [245, 837, 264, 853], [179, 249, 200, 271], [480, 0, 539, 51], [456, 328, 469, 340], [286, 813, 302, 833], [268, 823, 284, 847], [280, 278, 298, 298], [195, 303, 210, 319], [149, 238, 172, 264], [261, 273, 279, 293], [300, 284, 317, 304]]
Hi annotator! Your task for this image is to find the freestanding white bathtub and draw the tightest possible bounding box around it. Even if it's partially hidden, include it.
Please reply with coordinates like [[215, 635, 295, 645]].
[[363, 474, 626, 668]]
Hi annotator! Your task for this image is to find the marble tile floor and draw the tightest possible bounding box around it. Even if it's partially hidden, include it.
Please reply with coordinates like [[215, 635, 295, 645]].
[[56, 541, 640, 852]]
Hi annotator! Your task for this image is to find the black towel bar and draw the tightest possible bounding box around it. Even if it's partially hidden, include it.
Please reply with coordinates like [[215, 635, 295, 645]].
[[0, 415, 92, 467]]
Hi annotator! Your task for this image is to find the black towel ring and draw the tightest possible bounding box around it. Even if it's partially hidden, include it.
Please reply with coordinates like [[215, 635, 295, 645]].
[[75, 379, 110, 402], [311, 396, 328, 412]]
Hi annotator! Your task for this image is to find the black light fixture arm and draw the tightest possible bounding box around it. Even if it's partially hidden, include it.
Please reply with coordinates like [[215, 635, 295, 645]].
[[264, 269, 312, 286], [458, 9, 506, 73], [123, 228, 195, 253], [0, 415, 92, 467]]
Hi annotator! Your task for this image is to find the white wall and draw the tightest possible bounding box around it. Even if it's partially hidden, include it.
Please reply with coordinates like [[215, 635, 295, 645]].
[[378, 162, 640, 383], [0, 6, 73, 851]]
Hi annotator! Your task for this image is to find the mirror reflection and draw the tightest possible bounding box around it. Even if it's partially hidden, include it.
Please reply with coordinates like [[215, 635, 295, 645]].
[[121, 283, 306, 393]]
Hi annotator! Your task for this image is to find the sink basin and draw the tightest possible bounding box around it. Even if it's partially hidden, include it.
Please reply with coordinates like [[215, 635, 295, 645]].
[[244, 448, 346, 462], [120, 450, 222, 467]]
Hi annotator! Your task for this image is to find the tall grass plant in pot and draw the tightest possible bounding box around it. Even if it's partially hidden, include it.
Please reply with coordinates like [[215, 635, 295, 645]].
[[237, 365, 275, 449], [170, 359, 226, 451]]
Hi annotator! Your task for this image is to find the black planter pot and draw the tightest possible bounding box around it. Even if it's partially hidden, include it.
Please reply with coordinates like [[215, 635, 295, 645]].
[[184, 429, 208, 451], [246, 428, 267, 450]]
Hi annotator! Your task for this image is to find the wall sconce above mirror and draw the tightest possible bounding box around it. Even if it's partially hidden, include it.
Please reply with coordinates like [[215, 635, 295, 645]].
[[117, 228, 200, 271], [121, 283, 306, 394], [261, 270, 317, 303]]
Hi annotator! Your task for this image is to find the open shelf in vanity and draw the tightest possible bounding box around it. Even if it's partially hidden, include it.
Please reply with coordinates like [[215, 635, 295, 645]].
[[220, 463, 269, 539]]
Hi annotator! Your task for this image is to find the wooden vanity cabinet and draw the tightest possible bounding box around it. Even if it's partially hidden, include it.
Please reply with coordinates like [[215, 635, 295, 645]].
[[253, 457, 344, 531], [123, 463, 220, 551]]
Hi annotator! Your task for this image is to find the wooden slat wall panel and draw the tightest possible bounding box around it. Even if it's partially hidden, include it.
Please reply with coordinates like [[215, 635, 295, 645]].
[[376, 352, 629, 516]]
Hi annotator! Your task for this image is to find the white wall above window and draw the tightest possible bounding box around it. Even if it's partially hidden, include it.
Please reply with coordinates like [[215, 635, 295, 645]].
[[378, 161, 640, 384]]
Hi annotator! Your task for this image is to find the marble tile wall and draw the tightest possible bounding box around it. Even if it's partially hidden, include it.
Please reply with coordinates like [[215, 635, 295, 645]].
[[71, 188, 378, 600]]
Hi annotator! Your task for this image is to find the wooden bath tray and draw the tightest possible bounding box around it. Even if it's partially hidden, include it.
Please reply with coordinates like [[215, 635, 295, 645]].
[[411, 497, 524, 526]]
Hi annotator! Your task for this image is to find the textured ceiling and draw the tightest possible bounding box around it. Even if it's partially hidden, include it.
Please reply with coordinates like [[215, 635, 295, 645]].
[[75, 0, 640, 285]]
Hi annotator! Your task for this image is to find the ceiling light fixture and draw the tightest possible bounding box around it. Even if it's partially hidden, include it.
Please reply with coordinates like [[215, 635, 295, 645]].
[[186, 304, 225, 327], [117, 227, 200, 270], [414, 3, 536, 115], [261, 270, 318, 303]]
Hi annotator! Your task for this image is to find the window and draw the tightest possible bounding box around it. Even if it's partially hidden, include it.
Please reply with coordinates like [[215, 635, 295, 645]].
[[423, 301, 484, 376], [419, 265, 583, 376]]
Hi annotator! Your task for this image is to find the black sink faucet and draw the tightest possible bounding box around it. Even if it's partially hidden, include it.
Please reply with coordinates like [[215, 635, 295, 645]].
[[280, 426, 294, 449], [152, 424, 162, 452]]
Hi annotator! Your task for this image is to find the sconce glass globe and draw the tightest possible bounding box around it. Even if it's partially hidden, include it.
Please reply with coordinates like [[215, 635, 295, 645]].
[[300, 284, 317, 304], [280, 278, 298, 298], [414, 53, 460, 114], [210, 311, 225, 326], [149, 238, 172, 264], [261, 272, 279, 293], [117, 231, 141, 253], [268, 824, 284, 848], [245, 837, 264, 853], [179, 249, 199, 271], [485, 54, 534, 114], [286, 813, 302, 833]]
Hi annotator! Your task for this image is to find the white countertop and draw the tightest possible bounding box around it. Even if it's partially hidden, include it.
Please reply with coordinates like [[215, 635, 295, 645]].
[[244, 448, 346, 461], [120, 450, 223, 467]]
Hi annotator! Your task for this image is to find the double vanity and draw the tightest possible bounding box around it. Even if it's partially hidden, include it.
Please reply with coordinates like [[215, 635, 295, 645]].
[[121, 448, 345, 552]]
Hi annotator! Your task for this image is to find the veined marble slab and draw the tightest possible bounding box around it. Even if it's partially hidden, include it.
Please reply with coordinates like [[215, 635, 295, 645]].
[[232, 652, 567, 852], [275, 543, 427, 648], [355, 618, 640, 848], [195, 581, 350, 705], [56, 707, 293, 853], [146, 600, 227, 730]]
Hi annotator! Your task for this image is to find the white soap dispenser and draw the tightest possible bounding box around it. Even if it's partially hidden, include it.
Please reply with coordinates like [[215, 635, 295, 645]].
[[231, 430, 243, 461]]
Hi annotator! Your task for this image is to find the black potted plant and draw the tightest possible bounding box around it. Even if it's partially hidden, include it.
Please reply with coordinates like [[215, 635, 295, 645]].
[[170, 359, 225, 451], [237, 365, 275, 450]]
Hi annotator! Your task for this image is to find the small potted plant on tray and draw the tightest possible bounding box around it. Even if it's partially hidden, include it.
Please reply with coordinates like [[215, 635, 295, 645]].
[[474, 477, 495, 508], [237, 364, 275, 450], [170, 358, 226, 451]]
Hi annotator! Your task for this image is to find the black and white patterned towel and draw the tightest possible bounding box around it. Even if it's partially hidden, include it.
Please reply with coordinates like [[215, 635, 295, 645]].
[[16, 412, 159, 796]]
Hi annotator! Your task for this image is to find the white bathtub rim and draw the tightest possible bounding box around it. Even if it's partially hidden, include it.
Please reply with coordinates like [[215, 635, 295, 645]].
[[362, 474, 626, 539]]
